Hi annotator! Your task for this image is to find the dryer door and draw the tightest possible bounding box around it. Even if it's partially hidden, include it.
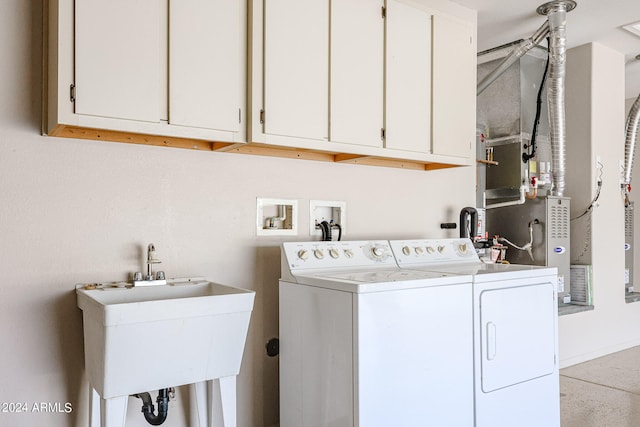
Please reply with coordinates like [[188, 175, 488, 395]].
[[479, 281, 556, 393]]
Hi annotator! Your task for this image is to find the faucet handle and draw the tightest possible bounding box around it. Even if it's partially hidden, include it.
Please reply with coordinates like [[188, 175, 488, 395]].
[[156, 271, 166, 280], [133, 272, 143, 281]]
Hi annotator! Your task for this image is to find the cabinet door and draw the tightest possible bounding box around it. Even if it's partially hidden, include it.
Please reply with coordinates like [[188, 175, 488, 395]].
[[75, 0, 164, 122], [264, 0, 329, 141], [330, 0, 384, 147], [169, 0, 243, 133], [432, 14, 475, 158], [385, 0, 432, 153]]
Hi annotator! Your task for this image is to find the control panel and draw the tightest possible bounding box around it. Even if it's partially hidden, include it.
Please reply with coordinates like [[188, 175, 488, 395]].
[[390, 239, 479, 266], [282, 240, 395, 272]]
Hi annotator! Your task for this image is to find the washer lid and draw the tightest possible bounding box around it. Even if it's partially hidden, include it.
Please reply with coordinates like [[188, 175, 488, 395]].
[[322, 268, 455, 283], [289, 267, 472, 293]]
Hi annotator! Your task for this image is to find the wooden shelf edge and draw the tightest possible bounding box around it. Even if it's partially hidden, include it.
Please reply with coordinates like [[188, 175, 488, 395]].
[[47, 125, 468, 172], [476, 159, 499, 166], [49, 125, 215, 151]]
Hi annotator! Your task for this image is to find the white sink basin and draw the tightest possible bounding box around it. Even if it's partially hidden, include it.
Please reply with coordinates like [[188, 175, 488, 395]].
[[77, 278, 255, 399]]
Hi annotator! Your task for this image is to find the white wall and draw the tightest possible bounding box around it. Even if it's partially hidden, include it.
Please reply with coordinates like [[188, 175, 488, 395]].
[[0, 1, 475, 426], [560, 42, 637, 367]]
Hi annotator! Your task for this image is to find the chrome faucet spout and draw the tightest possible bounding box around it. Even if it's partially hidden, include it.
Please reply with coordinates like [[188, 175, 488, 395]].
[[134, 243, 167, 287]]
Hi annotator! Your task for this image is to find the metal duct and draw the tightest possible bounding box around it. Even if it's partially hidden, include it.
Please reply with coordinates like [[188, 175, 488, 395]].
[[623, 93, 640, 202], [538, 0, 576, 197], [476, 21, 549, 96]]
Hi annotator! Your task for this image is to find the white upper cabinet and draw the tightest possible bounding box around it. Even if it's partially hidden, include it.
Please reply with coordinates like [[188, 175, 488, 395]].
[[385, 0, 432, 153], [51, 0, 475, 168], [169, 0, 243, 134], [263, 0, 329, 141], [330, 0, 384, 147], [50, 0, 245, 143], [75, 0, 164, 123], [432, 14, 475, 158]]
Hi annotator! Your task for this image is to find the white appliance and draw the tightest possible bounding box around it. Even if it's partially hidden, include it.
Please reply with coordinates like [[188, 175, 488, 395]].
[[390, 238, 560, 427], [279, 240, 474, 427]]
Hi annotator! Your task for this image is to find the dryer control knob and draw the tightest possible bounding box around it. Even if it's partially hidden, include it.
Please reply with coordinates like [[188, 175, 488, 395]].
[[415, 247, 425, 255], [438, 245, 445, 253], [298, 250, 309, 260], [458, 243, 468, 254], [344, 249, 354, 258], [402, 246, 411, 256], [329, 248, 340, 259], [426, 246, 435, 254], [314, 249, 325, 259]]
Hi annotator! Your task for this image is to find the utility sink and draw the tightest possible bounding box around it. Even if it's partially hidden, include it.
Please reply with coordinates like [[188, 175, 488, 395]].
[[77, 278, 255, 399]]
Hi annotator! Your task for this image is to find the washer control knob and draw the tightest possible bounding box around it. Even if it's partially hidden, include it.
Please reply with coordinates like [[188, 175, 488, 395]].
[[371, 246, 384, 258], [415, 247, 425, 255], [344, 249, 354, 258], [298, 250, 309, 260], [402, 246, 411, 256], [438, 245, 445, 253], [329, 248, 340, 259], [314, 249, 325, 259], [426, 246, 435, 254], [458, 243, 468, 254]]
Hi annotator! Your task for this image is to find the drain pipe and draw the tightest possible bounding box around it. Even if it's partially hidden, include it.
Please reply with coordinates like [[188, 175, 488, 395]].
[[477, 20, 550, 96], [538, 0, 576, 197], [623, 93, 640, 206], [133, 389, 170, 426]]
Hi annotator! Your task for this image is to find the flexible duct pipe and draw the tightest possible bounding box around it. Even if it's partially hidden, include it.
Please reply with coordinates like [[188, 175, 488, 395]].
[[623, 93, 640, 202], [538, 0, 575, 197], [477, 21, 550, 96]]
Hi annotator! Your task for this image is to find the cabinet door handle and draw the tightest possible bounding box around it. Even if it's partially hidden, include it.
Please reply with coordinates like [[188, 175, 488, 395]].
[[486, 322, 497, 361]]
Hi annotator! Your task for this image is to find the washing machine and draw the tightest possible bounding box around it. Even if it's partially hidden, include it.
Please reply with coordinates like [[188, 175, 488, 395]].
[[390, 238, 560, 427], [279, 240, 474, 427]]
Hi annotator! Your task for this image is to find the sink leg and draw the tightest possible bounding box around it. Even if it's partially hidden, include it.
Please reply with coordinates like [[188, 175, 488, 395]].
[[193, 376, 237, 427], [213, 376, 237, 427], [193, 381, 208, 427], [89, 387, 101, 427], [100, 395, 128, 427]]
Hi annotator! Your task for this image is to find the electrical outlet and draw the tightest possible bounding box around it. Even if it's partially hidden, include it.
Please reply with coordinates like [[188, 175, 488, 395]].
[[310, 200, 346, 239]]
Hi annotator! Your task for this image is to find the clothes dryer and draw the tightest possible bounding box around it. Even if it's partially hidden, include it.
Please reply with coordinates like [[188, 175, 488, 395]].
[[390, 238, 560, 427], [279, 240, 474, 427]]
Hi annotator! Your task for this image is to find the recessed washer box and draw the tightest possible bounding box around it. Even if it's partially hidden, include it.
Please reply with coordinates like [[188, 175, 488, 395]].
[[310, 200, 346, 237], [257, 198, 298, 236]]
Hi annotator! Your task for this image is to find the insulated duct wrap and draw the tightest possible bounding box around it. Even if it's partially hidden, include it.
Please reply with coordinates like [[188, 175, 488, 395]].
[[624, 93, 640, 188], [546, 6, 568, 197]]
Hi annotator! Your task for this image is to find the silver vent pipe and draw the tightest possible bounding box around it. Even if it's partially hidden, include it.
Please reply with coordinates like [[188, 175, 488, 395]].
[[477, 21, 550, 96], [538, 0, 576, 197], [478, 0, 576, 198], [623, 93, 640, 205]]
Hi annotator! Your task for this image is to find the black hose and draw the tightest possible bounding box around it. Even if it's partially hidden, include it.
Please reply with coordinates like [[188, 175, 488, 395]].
[[333, 223, 342, 241], [133, 389, 169, 426], [459, 207, 478, 239], [318, 222, 326, 241], [320, 221, 331, 241], [523, 40, 550, 164]]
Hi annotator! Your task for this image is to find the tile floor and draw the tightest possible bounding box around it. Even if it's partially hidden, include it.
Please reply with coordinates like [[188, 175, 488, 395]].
[[561, 346, 640, 426]]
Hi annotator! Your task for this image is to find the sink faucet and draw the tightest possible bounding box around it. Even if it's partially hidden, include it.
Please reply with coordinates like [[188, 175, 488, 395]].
[[133, 243, 167, 286], [146, 243, 162, 280]]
